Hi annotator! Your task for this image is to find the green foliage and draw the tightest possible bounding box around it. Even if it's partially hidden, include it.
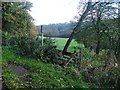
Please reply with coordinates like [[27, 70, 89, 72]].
[[2, 44, 120, 89], [2, 33, 62, 64], [76, 49, 119, 88], [2, 2, 120, 89], [2, 48, 94, 89], [11, 35, 38, 57], [2, 2, 33, 47], [6, 35, 57, 61], [58, 45, 119, 89], [2, 2, 34, 60], [2, 2, 33, 32], [74, 2, 119, 56]]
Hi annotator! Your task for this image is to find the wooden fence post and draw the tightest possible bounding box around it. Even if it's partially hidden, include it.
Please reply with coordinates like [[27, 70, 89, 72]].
[[41, 25, 43, 59], [41, 25, 43, 47]]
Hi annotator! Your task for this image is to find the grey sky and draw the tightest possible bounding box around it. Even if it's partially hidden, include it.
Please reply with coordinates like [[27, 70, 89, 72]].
[[29, 0, 80, 25]]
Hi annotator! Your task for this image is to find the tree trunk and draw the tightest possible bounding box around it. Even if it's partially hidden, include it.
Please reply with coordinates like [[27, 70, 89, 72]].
[[95, 4, 101, 55], [62, 31, 75, 54], [62, 1, 95, 54], [96, 40, 100, 54]]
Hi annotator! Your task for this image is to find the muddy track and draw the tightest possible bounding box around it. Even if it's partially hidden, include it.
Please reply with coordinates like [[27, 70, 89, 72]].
[[2, 61, 32, 89]]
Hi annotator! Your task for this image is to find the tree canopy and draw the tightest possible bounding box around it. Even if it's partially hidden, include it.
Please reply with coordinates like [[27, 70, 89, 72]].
[[74, 2, 119, 63], [2, 2, 33, 36]]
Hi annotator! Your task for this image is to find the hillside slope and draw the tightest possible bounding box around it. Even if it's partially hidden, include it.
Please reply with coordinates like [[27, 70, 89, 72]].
[[2, 48, 95, 89]]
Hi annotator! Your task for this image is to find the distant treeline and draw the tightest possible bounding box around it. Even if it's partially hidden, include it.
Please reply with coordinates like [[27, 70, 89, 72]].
[[36, 22, 76, 38]]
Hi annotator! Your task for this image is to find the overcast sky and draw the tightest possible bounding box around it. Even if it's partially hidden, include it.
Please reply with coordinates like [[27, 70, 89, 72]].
[[29, 0, 79, 25]]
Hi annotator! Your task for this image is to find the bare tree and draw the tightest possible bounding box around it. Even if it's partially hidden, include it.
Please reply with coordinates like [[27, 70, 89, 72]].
[[62, 1, 97, 54]]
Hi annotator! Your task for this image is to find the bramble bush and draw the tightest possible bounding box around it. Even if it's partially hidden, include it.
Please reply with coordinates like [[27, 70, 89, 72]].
[[62, 47, 120, 89], [73, 49, 120, 89]]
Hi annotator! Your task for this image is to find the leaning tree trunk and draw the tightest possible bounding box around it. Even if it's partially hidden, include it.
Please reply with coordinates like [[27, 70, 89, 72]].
[[62, 31, 75, 54], [62, 1, 95, 54]]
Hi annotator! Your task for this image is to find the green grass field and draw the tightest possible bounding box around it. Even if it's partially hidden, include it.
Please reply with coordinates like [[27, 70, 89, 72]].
[[52, 38, 84, 52]]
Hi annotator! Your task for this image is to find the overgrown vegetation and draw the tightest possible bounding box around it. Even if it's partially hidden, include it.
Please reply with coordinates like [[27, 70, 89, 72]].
[[3, 34, 57, 59], [2, 1, 120, 90], [73, 2, 120, 64], [2, 48, 96, 89], [2, 45, 120, 89]]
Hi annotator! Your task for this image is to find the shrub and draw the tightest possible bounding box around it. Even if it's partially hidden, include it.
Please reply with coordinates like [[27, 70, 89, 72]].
[[9, 35, 37, 57], [4, 35, 59, 63]]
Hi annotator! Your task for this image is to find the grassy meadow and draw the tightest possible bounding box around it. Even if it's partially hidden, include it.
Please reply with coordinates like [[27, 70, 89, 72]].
[[52, 38, 84, 52]]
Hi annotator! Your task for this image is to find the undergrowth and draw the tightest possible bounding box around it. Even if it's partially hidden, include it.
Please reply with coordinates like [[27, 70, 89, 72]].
[[2, 48, 96, 89]]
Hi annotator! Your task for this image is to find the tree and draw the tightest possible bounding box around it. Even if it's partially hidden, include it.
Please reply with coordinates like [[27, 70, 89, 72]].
[[2, 2, 33, 35], [74, 1, 119, 55], [62, 1, 97, 54], [2, 2, 33, 46], [91, 2, 119, 55]]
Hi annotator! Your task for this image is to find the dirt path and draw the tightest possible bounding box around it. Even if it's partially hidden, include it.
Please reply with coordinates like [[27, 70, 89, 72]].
[[2, 61, 32, 89], [8, 61, 32, 82], [8, 62, 29, 77]]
